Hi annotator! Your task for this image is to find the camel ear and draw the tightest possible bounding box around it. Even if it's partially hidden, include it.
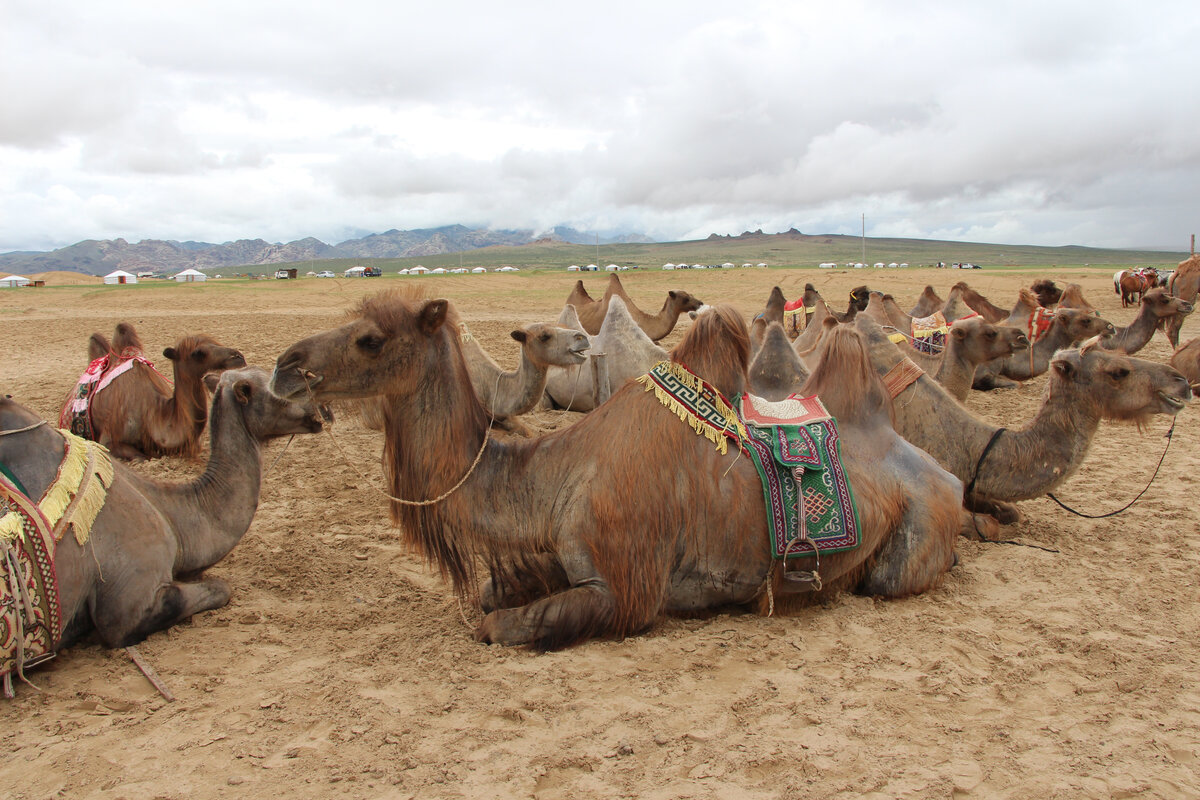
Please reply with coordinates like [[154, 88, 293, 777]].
[[203, 373, 219, 392], [233, 379, 253, 405], [669, 290, 677, 299], [511, 330, 527, 343], [951, 325, 967, 340], [1051, 357, 1075, 380], [163, 347, 179, 360], [418, 300, 449, 335]]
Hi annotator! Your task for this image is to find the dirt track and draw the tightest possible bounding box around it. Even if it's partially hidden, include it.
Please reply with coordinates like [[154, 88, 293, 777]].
[[1, 268, 1198, 799]]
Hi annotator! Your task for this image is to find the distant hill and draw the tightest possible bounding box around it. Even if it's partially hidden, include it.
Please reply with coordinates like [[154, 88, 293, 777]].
[[0, 225, 654, 276]]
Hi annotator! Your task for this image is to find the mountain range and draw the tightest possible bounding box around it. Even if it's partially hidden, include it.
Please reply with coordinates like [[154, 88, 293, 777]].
[[0, 225, 654, 276]]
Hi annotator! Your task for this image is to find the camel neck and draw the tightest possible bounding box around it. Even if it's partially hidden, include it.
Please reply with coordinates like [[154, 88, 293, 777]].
[[169, 392, 262, 573], [1109, 305, 1156, 352]]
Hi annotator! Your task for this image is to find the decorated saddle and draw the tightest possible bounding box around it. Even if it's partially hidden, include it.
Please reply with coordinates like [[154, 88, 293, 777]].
[[783, 298, 811, 337], [1025, 307, 1054, 342], [60, 349, 169, 440], [637, 363, 861, 588], [910, 311, 948, 354], [0, 429, 114, 696]]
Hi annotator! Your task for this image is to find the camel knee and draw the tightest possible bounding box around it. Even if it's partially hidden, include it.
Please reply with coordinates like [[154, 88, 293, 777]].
[[100, 578, 231, 648]]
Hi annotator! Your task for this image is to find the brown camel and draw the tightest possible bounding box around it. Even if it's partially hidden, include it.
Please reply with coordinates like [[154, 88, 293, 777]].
[[1100, 288, 1193, 354], [1165, 255, 1200, 347], [63, 323, 246, 460], [568, 274, 702, 341], [543, 297, 667, 412], [909, 285, 944, 318], [1169, 338, 1200, 388], [1030, 279, 1063, 307], [272, 289, 964, 649], [0, 367, 323, 658], [901, 316, 1029, 401], [855, 315, 1190, 524]]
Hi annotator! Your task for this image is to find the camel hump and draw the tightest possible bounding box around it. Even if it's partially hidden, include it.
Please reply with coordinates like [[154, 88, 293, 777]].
[[111, 322, 144, 355], [88, 332, 113, 361], [557, 304, 585, 331]]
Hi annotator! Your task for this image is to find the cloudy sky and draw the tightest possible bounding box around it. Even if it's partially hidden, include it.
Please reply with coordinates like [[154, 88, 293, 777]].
[[3, 1, 1198, 253]]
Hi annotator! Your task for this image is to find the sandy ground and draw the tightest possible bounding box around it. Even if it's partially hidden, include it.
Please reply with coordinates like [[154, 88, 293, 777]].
[[1, 267, 1198, 799]]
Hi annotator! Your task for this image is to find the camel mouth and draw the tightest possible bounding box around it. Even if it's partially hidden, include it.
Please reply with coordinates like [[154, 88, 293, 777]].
[[270, 365, 322, 400], [1158, 390, 1187, 411]]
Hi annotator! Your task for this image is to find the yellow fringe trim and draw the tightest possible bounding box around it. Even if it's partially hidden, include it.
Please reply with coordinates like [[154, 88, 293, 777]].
[[636, 362, 747, 456], [0, 430, 113, 546], [888, 332, 909, 344]]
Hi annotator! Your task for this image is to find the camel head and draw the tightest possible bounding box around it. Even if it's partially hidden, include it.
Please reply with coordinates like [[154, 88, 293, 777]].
[[164, 335, 246, 378], [667, 290, 704, 316], [1031, 279, 1062, 307], [511, 323, 589, 367], [1141, 288, 1194, 320], [950, 317, 1029, 362], [848, 285, 870, 312], [1050, 341, 1191, 423], [1054, 308, 1115, 342], [273, 289, 453, 402], [204, 367, 324, 440]]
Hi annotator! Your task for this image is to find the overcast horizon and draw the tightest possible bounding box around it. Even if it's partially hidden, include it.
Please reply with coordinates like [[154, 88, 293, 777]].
[[4, 1, 1199, 254]]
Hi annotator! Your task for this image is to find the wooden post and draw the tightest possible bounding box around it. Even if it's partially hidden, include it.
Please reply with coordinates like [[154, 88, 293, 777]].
[[591, 352, 610, 408]]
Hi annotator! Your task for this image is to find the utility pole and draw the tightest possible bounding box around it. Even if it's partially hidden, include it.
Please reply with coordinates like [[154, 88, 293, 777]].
[[861, 213, 866, 264]]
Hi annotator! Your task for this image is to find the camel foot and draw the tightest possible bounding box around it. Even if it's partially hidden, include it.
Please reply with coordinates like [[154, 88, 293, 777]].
[[960, 511, 1001, 542], [479, 554, 570, 613], [475, 583, 616, 650]]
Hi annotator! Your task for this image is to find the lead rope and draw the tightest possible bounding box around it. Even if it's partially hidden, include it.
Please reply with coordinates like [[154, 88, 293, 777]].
[[1045, 417, 1176, 519]]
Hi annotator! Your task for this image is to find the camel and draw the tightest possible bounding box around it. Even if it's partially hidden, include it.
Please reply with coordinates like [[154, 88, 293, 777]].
[[750, 286, 788, 359], [271, 289, 965, 649], [1030, 279, 1063, 307], [792, 290, 834, 354], [1165, 254, 1200, 347], [855, 315, 1190, 524], [543, 297, 667, 412], [972, 307, 1114, 387], [0, 367, 323, 659], [1169, 338, 1200, 388], [900, 316, 1029, 401], [62, 323, 246, 460], [909, 286, 944, 318], [567, 274, 702, 341], [1100, 288, 1193, 354], [361, 320, 589, 432]]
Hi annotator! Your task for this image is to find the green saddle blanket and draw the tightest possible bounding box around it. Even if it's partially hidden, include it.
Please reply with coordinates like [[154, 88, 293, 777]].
[[738, 393, 861, 560]]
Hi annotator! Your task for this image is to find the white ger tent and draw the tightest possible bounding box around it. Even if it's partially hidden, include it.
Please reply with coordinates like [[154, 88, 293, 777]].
[[174, 268, 207, 282], [104, 270, 137, 285]]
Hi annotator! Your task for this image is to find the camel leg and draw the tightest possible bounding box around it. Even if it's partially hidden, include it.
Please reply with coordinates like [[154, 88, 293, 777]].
[[475, 580, 616, 649], [480, 553, 570, 612], [95, 577, 232, 648], [858, 494, 957, 599], [104, 440, 149, 461], [963, 495, 1021, 525]]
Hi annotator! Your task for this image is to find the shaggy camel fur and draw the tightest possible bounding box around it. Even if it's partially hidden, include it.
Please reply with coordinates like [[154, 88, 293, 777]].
[[567, 275, 702, 341], [1165, 255, 1200, 347], [1057, 283, 1098, 315], [1100, 289, 1193, 354], [543, 298, 667, 412], [1, 367, 322, 652], [1169, 338, 1200, 388], [66, 323, 246, 460], [856, 316, 1190, 524], [1031, 279, 1063, 307], [272, 289, 964, 649]]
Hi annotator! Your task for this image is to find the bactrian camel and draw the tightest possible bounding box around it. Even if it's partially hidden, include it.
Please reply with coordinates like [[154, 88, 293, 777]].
[[544, 297, 667, 412], [272, 288, 965, 649], [64, 322, 246, 460], [0, 367, 323, 654], [855, 315, 1191, 525], [1166, 255, 1200, 347], [1169, 338, 1200, 388], [566, 274, 702, 341], [1100, 288, 1193, 354]]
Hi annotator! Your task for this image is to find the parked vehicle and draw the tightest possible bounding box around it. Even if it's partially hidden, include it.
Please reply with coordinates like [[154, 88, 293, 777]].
[[316, 270, 335, 278], [363, 266, 382, 277]]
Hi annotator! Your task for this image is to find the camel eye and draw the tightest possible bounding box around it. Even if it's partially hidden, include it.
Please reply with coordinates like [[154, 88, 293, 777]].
[[191, 349, 207, 361], [1109, 367, 1130, 381], [356, 335, 385, 354], [539, 333, 551, 343], [986, 330, 997, 339]]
